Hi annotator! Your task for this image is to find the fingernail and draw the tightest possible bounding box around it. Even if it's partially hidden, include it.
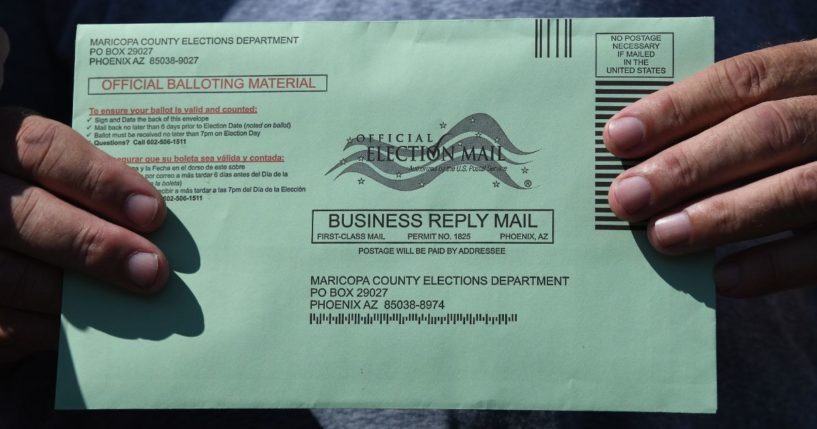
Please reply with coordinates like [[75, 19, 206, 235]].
[[715, 262, 741, 294], [614, 176, 652, 216], [607, 116, 645, 151], [126, 252, 159, 289], [124, 194, 158, 227], [653, 212, 692, 248]]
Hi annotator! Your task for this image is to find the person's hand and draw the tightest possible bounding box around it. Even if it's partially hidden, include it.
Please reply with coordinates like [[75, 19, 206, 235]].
[[0, 28, 169, 362], [604, 38, 817, 298]]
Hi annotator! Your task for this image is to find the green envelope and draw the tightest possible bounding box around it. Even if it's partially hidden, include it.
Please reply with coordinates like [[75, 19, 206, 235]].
[[58, 18, 716, 412]]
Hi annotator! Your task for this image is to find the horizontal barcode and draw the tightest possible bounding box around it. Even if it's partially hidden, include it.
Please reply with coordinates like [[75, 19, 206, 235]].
[[594, 79, 671, 231], [309, 312, 519, 325]]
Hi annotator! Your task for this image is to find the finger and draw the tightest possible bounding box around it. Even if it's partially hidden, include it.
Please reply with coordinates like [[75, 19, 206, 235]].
[[0, 111, 166, 232], [0, 173, 169, 293], [715, 229, 817, 297], [0, 248, 61, 315], [645, 160, 817, 254], [608, 96, 817, 221], [603, 39, 817, 158], [0, 307, 59, 363]]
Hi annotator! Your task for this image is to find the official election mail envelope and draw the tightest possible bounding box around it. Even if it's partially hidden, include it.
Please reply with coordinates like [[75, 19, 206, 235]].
[[57, 18, 716, 412]]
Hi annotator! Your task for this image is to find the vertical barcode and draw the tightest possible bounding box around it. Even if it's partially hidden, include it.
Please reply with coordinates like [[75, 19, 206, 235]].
[[534, 19, 573, 59], [594, 79, 673, 231]]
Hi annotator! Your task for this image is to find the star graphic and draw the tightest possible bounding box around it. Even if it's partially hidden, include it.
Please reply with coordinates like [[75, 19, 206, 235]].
[[420, 182, 425, 187], [494, 136, 501, 142], [469, 117, 476, 123], [493, 181, 500, 188], [440, 122, 447, 129], [357, 178, 365, 185], [396, 173, 402, 178], [475, 131, 482, 137], [522, 166, 529, 174], [340, 159, 347, 164], [346, 137, 353, 143], [458, 141, 463, 146], [358, 155, 364, 161]]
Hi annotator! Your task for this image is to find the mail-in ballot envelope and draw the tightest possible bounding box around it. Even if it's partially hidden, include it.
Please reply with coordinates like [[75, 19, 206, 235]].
[[57, 18, 716, 412]]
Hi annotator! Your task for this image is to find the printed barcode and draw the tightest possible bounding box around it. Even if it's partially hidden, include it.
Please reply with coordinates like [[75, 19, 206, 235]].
[[309, 312, 519, 325], [594, 79, 672, 231], [534, 19, 573, 59]]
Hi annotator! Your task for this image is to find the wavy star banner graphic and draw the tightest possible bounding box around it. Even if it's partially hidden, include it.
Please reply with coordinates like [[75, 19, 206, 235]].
[[327, 113, 537, 191]]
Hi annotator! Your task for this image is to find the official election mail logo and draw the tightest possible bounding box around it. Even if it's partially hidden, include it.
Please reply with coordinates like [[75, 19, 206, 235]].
[[326, 113, 536, 191]]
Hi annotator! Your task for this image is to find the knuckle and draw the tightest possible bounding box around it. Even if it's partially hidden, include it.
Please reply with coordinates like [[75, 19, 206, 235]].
[[15, 116, 63, 176], [78, 163, 115, 202], [72, 223, 108, 268], [651, 90, 688, 129], [789, 165, 817, 216], [716, 53, 771, 104], [697, 197, 740, 236], [748, 101, 803, 152], [7, 186, 41, 240], [653, 148, 698, 191]]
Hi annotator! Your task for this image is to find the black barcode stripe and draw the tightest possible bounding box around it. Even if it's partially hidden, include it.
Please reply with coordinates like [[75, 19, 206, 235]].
[[596, 97, 641, 103], [564, 19, 568, 57], [595, 224, 647, 231], [595, 89, 657, 95], [596, 157, 643, 164], [556, 19, 559, 58], [595, 215, 620, 222], [596, 80, 674, 86], [595, 105, 628, 112], [534, 19, 539, 58], [547, 19, 551, 58]]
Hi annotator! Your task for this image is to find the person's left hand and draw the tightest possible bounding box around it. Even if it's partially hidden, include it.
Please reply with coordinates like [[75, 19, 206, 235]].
[[0, 27, 169, 363], [604, 39, 817, 298]]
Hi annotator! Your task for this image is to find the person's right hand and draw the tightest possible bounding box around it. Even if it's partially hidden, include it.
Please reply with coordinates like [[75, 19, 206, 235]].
[[0, 28, 169, 363]]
